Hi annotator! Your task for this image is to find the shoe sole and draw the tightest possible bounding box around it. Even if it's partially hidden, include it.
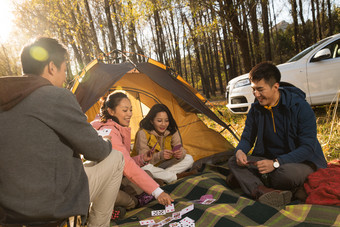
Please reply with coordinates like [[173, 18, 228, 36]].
[[258, 190, 292, 209]]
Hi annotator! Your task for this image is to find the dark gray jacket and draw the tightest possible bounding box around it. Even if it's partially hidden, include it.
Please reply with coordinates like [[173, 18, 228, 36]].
[[0, 76, 111, 222]]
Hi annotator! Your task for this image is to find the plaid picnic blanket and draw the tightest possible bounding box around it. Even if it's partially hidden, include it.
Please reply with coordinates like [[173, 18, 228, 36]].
[[112, 164, 340, 227]]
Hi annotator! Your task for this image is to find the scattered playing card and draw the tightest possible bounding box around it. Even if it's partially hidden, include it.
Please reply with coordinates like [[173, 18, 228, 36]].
[[165, 203, 175, 213], [172, 211, 182, 220], [169, 222, 181, 227], [97, 128, 111, 137], [183, 223, 195, 227], [180, 204, 194, 215], [139, 219, 155, 225], [201, 198, 216, 204], [161, 217, 173, 225], [151, 209, 166, 216], [180, 217, 195, 225]]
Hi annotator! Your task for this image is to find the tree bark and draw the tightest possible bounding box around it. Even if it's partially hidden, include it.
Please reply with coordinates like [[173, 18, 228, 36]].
[[84, 0, 101, 55], [223, 0, 251, 72], [261, 0, 272, 60], [290, 0, 300, 52], [249, 0, 261, 64], [311, 0, 318, 43]]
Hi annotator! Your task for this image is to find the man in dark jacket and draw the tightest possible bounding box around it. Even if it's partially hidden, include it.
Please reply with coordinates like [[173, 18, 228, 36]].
[[227, 62, 327, 209], [0, 37, 124, 226]]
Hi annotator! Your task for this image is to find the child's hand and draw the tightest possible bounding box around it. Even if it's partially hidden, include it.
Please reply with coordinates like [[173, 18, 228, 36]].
[[143, 152, 153, 162], [173, 149, 183, 159], [163, 149, 173, 160]]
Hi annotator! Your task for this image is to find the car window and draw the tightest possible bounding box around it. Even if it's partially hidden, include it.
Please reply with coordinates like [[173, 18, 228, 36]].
[[287, 37, 331, 62]]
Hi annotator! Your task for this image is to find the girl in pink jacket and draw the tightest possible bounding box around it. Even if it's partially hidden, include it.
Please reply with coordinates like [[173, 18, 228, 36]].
[[91, 92, 173, 218]]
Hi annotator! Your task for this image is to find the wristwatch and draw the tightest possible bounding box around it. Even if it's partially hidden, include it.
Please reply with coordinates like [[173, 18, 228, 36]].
[[273, 159, 280, 168]]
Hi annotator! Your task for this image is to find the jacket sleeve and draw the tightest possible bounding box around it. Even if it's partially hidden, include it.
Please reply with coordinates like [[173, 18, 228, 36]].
[[109, 127, 159, 195], [41, 88, 111, 162], [235, 106, 258, 155], [171, 130, 186, 160], [277, 101, 320, 164], [135, 130, 164, 164]]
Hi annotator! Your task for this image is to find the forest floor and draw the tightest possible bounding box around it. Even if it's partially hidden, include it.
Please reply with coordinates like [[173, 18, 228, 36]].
[[198, 99, 340, 162]]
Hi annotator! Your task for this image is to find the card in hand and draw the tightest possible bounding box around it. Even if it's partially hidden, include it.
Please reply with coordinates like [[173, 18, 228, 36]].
[[147, 142, 158, 156], [172, 144, 182, 152]]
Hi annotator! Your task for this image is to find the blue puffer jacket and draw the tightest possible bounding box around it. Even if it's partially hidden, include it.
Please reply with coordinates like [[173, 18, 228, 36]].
[[236, 86, 327, 169]]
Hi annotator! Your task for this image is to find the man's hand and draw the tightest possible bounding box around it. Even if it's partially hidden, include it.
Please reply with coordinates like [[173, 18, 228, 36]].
[[157, 192, 174, 205], [256, 159, 275, 174], [173, 149, 183, 159], [163, 149, 173, 160], [235, 149, 248, 166]]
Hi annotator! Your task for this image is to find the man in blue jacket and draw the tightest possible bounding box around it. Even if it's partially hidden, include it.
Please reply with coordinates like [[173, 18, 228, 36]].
[[228, 62, 327, 208]]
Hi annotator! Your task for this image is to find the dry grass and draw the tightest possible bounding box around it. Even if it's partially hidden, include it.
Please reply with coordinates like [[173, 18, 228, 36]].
[[199, 100, 340, 162]]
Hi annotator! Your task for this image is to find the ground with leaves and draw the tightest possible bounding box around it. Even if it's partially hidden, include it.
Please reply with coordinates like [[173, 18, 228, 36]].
[[199, 100, 339, 162]]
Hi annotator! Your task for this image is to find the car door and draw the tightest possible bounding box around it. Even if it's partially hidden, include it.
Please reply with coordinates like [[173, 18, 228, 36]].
[[306, 37, 340, 105]]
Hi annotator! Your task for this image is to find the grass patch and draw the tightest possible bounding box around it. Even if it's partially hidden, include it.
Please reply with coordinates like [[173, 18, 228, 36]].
[[199, 100, 339, 162]]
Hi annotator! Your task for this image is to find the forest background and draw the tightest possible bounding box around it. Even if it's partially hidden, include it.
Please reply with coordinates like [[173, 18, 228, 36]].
[[0, 0, 339, 160]]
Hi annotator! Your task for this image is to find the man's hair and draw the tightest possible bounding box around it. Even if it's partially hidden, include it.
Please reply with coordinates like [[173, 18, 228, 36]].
[[249, 62, 281, 86], [21, 37, 68, 76]]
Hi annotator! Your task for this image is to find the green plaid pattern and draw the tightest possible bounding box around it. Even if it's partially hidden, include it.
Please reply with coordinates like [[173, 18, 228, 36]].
[[112, 165, 340, 226]]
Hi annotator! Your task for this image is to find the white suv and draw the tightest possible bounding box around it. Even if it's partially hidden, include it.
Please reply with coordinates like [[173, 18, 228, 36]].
[[226, 33, 340, 114]]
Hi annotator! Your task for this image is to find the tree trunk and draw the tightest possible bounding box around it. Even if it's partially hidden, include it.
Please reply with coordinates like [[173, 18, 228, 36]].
[[290, 0, 300, 52], [298, 0, 309, 48], [112, 3, 126, 61], [327, 0, 333, 35], [223, 0, 251, 72], [104, 0, 117, 52], [249, 0, 261, 64], [316, 0, 322, 39], [261, 0, 272, 60], [84, 0, 101, 55], [311, 0, 317, 43], [183, 13, 210, 98]]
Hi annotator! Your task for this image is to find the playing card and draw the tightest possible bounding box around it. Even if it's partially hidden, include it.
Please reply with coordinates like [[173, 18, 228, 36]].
[[172, 211, 181, 220], [148, 223, 163, 227], [201, 198, 216, 204], [183, 223, 195, 227], [151, 209, 166, 216], [165, 203, 175, 213], [97, 128, 111, 137], [160, 217, 173, 225], [172, 144, 182, 152], [139, 219, 155, 225], [169, 222, 181, 227], [180, 204, 194, 215], [147, 142, 158, 156], [180, 217, 194, 225]]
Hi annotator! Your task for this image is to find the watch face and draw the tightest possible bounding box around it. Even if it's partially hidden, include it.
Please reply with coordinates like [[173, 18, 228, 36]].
[[274, 162, 280, 168]]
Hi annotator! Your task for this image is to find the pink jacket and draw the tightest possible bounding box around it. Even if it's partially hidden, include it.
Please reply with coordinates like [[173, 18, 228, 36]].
[[91, 119, 159, 195]]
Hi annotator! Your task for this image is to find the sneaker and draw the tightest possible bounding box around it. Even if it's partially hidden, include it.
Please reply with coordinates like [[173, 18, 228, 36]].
[[136, 192, 155, 207], [111, 206, 126, 221]]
